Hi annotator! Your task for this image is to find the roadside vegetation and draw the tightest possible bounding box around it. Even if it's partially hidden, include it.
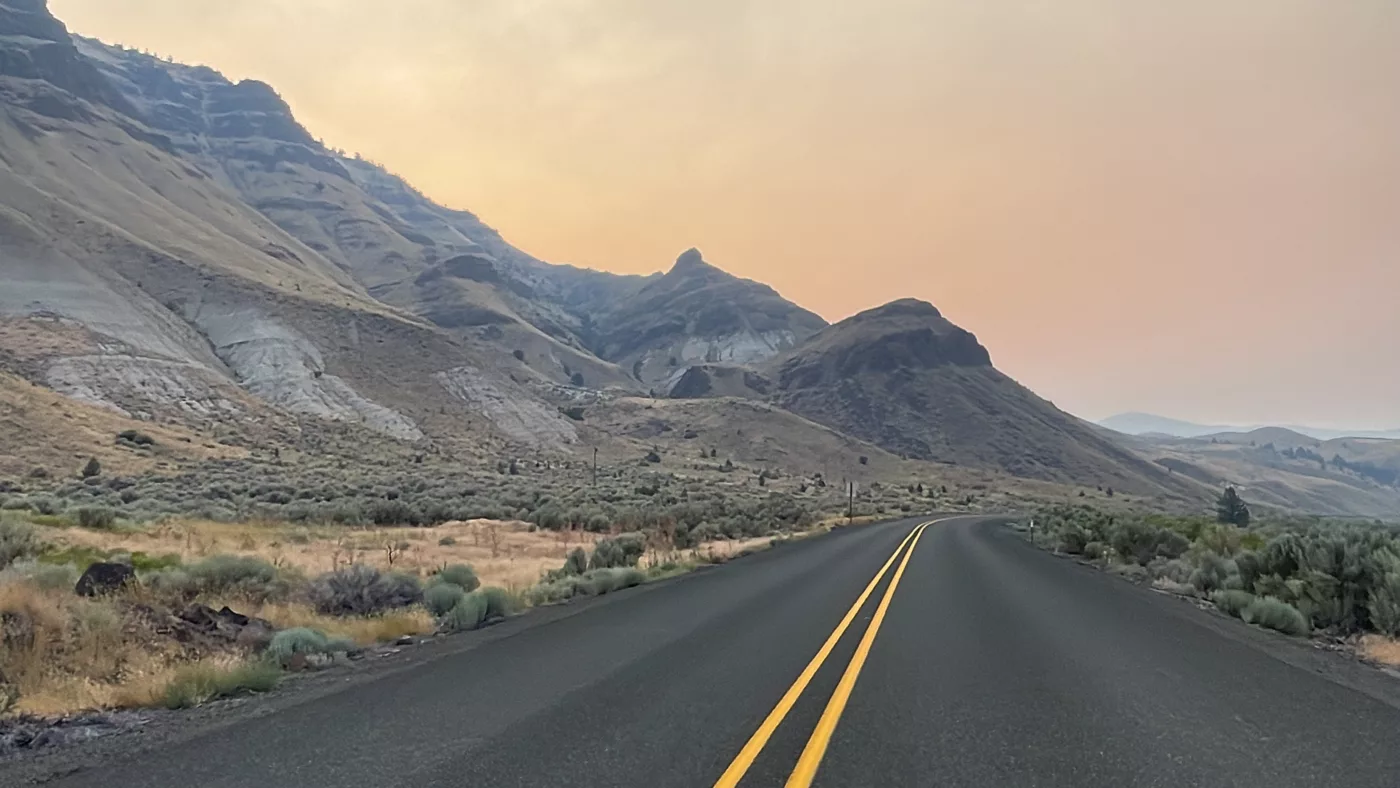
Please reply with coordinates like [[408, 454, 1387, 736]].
[[1027, 488, 1400, 660], [0, 453, 929, 720]]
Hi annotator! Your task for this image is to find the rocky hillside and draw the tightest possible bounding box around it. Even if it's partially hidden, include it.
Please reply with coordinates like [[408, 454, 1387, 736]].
[[0, 0, 592, 456], [0, 1, 1222, 508], [762, 300, 1197, 495], [592, 249, 827, 386]]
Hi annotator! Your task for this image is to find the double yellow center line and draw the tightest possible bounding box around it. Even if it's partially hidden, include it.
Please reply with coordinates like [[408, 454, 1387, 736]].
[[713, 519, 937, 788]]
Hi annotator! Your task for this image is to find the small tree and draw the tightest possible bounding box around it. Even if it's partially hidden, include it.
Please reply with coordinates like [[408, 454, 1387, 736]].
[[1216, 486, 1251, 527], [81, 457, 102, 478]]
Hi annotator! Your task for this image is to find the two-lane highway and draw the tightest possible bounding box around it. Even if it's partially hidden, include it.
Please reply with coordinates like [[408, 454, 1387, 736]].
[[10, 516, 1400, 787]]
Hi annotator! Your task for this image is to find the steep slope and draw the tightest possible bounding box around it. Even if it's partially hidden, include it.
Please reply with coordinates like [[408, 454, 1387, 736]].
[[765, 299, 1197, 496], [73, 34, 639, 390], [0, 1, 587, 453], [594, 249, 827, 385]]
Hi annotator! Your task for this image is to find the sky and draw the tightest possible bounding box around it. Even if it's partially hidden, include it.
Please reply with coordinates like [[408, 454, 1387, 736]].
[[51, 0, 1400, 428]]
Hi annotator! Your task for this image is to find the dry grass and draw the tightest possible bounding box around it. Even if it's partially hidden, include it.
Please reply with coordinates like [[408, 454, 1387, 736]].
[[244, 602, 434, 646], [1361, 635, 1400, 668], [56, 517, 599, 591], [0, 580, 196, 716], [0, 368, 245, 479]]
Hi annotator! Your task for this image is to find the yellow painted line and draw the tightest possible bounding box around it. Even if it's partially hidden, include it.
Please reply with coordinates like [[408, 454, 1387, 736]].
[[712, 520, 933, 788], [784, 519, 929, 788]]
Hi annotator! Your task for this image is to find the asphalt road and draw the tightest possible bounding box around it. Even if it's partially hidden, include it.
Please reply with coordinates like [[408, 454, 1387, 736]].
[[20, 516, 1400, 787]]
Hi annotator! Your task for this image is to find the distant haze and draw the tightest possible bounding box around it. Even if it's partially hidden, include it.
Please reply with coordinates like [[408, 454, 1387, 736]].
[[50, 0, 1400, 426], [1100, 413, 1400, 441]]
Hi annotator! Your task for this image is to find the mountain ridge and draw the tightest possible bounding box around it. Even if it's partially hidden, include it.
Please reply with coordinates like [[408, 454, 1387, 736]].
[[0, 2, 1231, 510]]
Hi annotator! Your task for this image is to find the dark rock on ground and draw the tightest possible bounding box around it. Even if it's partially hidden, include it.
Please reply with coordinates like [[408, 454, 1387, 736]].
[[74, 563, 135, 597], [0, 712, 148, 756]]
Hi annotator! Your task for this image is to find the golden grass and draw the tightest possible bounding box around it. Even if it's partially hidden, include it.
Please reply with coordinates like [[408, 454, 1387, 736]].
[[0, 368, 246, 479], [56, 518, 600, 591], [246, 602, 434, 646], [0, 580, 200, 716], [1361, 635, 1400, 668]]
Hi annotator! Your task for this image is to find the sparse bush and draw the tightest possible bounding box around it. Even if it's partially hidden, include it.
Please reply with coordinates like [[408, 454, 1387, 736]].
[[309, 565, 423, 615], [437, 536, 457, 547], [1240, 596, 1309, 636], [432, 564, 479, 592], [1211, 589, 1256, 618], [0, 520, 42, 569], [424, 582, 467, 616], [143, 567, 197, 599], [265, 628, 354, 668], [1189, 552, 1236, 594], [185, 554, 285, 600], [75, 506, 118, 530], [161, 660, 281, 709], [0, 560, 78, 591], [116, 430, 155, 447], [589, 533, 646, 570]]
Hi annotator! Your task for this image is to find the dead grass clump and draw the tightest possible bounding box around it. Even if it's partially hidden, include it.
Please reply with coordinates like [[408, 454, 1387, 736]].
[[1361, 635, 1400, 668], [248, 602, 433, 646]]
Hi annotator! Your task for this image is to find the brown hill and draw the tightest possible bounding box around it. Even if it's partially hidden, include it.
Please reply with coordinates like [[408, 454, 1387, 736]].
[[764, 299, 1196, 496]]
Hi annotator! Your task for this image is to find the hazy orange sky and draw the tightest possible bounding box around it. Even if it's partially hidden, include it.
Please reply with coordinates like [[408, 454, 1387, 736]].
[[52, 0, 1400, 427]]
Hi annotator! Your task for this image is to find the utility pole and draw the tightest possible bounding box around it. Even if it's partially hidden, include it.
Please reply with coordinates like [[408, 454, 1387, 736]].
[[593, 447, 599, 487], [848, 480, 855, 523]]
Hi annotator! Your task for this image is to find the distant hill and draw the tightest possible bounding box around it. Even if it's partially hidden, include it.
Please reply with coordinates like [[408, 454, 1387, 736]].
[[761, 300, 1196, 496], [1100, 412, 1400, 442], [1128, 427, 1400, 518], [591, 249, 827, 386]]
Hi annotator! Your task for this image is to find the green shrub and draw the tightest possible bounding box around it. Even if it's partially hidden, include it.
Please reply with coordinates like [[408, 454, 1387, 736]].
[[265, 628, 354, 668], [81, 457, 102, 479], [589, 533, 646, 570], [480, 586, 513, 619], [1241, 597, 1310, 636], [432, 564, 479, 592], [75, 506, 118, 530], [442, 592, 489, 632], [161, 660, 281, 709], [563, 547, 588, 576], [1368, 548, 1400, 636], [0, 520, 42, 569], [1211, 589, 1255, 618], [0, 559, 79, 591], [367, 499, 419, 526], [424, 582, 467, 616], [186, 554, 284, 599], [143, 568, 197, 599], [1189, 552, 1237, 594], [309, 565, 423, 615]]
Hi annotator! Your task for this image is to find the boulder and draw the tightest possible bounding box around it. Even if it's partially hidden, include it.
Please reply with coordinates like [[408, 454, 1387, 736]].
[[74, 563, 135, 597], [175, 603, 276, 651]]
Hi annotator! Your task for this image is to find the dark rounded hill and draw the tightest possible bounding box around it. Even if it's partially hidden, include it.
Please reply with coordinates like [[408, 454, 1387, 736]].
[[764, 298, 1196, 495], [770, 299, 990, 389]]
